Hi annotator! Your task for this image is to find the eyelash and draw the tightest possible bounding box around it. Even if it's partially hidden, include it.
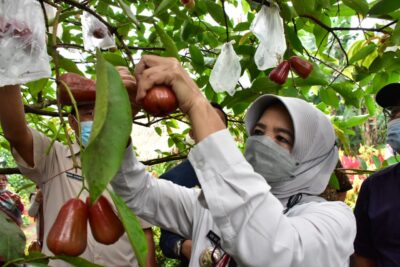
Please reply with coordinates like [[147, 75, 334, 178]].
[[252, 129, 264, 136], [252, 129, 290, 144]]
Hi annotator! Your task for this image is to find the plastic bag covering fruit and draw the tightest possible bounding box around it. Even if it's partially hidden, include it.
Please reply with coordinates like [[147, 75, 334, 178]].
[[47, 198, 88, 256], [58, 73, 96, 106], [0, 0, 51, 87], [143, 85, 178, 117], [81, 12, 115, 50], [289, 56, 313, 79], [269, 60, 290, 85], [209, 41, 241, 96], [86, 196, 124, 245], [250, 4, 286, 70]]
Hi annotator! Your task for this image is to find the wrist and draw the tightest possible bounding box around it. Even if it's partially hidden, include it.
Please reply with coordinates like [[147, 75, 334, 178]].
[[174, 239, 185, 258]]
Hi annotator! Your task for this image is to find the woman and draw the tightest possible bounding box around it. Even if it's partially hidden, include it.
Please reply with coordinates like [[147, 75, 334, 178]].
[[112, 56, 356, 266]]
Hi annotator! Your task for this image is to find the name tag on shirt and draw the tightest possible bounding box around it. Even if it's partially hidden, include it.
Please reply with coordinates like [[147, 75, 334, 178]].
[[66, 172, 83, 181]]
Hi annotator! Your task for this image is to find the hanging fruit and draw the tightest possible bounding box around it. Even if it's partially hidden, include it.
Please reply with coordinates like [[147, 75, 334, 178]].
[[269, 60, 290, 85], [86, 196, 125, 245], [47, 198, 88, 256], [58, 73, 96, 106], [289, 56, 313, 79], [142, 85, 178, 117], [181, 0, 195, 10]]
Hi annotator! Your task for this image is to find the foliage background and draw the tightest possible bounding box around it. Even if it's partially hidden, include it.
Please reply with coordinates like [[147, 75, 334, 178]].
[[1, 0, 400, 265]]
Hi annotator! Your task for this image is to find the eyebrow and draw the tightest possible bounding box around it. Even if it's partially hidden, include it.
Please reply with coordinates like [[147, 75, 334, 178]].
[[254, 122, 294, 139]]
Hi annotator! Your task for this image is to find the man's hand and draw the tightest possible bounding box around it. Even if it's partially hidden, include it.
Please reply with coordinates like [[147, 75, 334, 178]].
[[116, 66, 141, 117], [134, 55, 204, 116]]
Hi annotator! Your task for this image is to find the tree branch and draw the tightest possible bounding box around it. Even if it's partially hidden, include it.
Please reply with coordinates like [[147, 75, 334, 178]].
[[0, 154, 189, 174], [221, 0, 230, 42]]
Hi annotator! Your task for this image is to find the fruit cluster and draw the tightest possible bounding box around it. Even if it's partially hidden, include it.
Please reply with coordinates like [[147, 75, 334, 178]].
[[47, 196, 124, 256], [269, 56, 313, 85]]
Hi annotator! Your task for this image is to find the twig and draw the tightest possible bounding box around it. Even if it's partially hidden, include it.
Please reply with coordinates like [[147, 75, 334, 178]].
[[221, 0, 230, 42]]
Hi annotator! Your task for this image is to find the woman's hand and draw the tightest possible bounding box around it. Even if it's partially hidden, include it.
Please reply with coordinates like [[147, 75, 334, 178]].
[[134, 55, 205, 116]]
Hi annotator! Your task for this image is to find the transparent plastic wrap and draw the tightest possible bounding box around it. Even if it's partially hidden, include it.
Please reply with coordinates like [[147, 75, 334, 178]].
[[210, 41, 241, 96], [81, 12, 115, 50], [0, 0, 51, 86], [250, 3, 286, 70]]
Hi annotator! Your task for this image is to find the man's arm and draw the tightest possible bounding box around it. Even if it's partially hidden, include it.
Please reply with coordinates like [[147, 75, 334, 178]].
[[0, 85, 33, 166]]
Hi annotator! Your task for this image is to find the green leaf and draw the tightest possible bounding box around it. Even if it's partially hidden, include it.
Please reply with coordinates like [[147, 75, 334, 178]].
[[0, 212, 26, 262], [110, 191, 147, 267], [82, 50, 133, 203], [55, 255, 104, 267], [320, 87, 339, 108], [391, 22, 400, 45], [26, 78, 48, 98], [342, 114, 370, 127], [364, 94, 376, 115], [154, 23, 180, 59], [154, 0, 176, 16], [204, 0, 230, 27], [250, 77, 281, 93], [330, 82, 362, 107], [292, 0, 315, 15], [285, 25, 304, 53], [328, 173, 340, 190], [103, 52, 128, 67], [189, 45, 204, 68], [369, 0, 400, 15], [116, 0, 140, 27], [372, 155, 382, 169], [58, 55, 84, 75], [342, 0, 369, 16], [349, 43, 376, 64]]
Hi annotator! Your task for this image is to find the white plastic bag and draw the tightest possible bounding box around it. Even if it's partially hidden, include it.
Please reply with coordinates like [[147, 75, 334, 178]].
[[0, 0, 51, 86], [250, 3, 286, 70], [210, 41, 241, 96], [81, 12, 115, 50]]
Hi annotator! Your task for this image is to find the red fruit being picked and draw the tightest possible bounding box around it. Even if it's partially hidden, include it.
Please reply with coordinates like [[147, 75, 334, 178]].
[[289, 56, 313, 79], [269, 61, 290, 85], [46, 198, 88, 256], [142, 85, 178, 117], [86, 196, 125, 245]]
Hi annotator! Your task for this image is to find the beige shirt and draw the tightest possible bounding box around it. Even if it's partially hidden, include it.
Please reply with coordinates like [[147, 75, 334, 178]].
[[13, 128, 150, 267]]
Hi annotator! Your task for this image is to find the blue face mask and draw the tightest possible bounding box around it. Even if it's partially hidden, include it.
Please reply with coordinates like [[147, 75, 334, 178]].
[[387, 118, 400, 153], [80, 121, 93, 146]]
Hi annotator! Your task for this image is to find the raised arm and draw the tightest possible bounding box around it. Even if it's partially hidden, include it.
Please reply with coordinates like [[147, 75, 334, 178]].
[[0, 85, 33, 166]]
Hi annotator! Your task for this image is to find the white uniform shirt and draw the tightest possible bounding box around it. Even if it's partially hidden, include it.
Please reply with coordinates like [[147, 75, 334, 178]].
[[13, 128, 151, 267], [112, 129, 356, 267]]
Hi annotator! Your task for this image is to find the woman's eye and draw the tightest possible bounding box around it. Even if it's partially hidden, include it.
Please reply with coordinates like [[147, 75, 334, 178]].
[[277, 136, 290, 144], [252, 129, 264, 136]]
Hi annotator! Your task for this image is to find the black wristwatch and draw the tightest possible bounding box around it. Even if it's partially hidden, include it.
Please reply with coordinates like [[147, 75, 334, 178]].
[[174, 239, 185, 258]]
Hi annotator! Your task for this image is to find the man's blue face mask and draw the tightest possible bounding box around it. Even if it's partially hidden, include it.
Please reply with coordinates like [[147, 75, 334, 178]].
[[80, 121, 93, 146], [387, 118, 400, 153]]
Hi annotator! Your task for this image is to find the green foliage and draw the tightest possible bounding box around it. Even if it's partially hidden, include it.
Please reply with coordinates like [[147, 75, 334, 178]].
[[0, 212, 26, 262], [2, 0, 400, 264]]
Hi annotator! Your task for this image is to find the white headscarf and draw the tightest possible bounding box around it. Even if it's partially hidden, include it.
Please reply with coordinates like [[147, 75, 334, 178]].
[[244, 95, 338, 203]]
